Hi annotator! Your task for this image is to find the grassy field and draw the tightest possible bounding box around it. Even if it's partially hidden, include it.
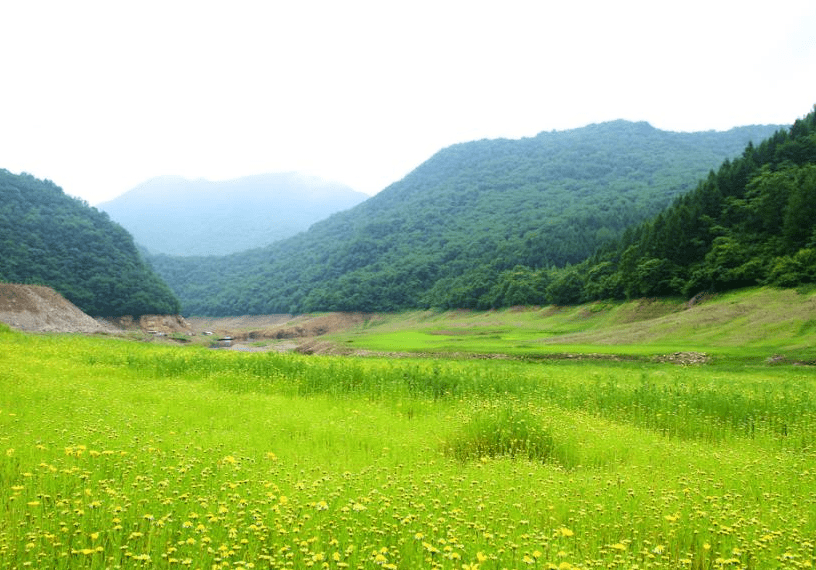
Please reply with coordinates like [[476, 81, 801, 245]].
[[2, 288, 816, 569], [329, 287, 816, 363]]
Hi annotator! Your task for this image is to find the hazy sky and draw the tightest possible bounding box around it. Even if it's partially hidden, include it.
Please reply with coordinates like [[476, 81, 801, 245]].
[[2, 0, 815, 205]]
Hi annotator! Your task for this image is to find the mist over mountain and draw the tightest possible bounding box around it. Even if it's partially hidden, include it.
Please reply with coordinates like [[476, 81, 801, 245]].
[[98, 173, 368, 256], [147, 120, 783, 315]]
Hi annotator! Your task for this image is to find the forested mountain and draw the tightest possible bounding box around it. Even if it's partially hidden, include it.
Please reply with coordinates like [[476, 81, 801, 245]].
[[98, 173, 368, 256], [558, 106, 816, 304], [148, 120, 781, 315], [0, 170, 180, 316]]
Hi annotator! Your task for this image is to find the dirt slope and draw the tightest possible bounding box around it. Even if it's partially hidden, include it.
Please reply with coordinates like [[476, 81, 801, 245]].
[[186, 313, 370, 341], [0, 284, 358, 344], [0, 283, 194, 335], [0, 284, 119, 333]]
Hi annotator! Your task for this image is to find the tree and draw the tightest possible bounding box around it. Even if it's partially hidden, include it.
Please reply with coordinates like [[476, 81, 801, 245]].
[[782, 165, 816, 250], [546, 267, 584, 305]]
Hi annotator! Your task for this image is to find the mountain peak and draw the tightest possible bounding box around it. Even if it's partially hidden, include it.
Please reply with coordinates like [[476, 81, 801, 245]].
[[98, 173, 368, 256]]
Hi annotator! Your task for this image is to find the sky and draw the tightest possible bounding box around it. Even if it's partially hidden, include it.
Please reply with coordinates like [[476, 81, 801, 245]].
[[1, 0, 815, 205]]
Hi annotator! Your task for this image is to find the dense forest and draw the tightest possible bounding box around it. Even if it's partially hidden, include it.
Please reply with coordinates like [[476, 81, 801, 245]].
[[434, 108, 816, 308], [561, 106, 816, 305], [0, 170, 181, 316], [147, 120, 781, 315], [98, 173, 367, 256]]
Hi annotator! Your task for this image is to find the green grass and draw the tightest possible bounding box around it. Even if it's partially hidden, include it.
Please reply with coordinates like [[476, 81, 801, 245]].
[[2, 324, 816, 568], [331, 287, 816, 362]]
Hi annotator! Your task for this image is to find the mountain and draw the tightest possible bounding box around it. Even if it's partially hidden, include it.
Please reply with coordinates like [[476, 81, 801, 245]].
[[146, 120, 783, 315], [568, 106, 816, 303], [0, 169, 180, 316], [98, 173, 368, 256]]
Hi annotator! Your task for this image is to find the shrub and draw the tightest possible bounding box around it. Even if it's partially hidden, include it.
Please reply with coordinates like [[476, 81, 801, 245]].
[[444, 405, 554, 462]]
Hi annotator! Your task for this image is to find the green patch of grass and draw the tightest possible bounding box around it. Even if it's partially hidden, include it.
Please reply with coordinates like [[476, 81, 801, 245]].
[[798, 318, 816, 336], [330, 287, 816, 363]]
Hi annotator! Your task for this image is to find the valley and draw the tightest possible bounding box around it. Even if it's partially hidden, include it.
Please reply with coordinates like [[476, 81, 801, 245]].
[[144, 120, 786, 316], [2, 108, 815, 568]]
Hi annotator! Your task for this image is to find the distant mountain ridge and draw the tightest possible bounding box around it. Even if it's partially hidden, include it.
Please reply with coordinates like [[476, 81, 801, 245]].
[[146, 120, 784, 315], [98, 173, 368, 256]]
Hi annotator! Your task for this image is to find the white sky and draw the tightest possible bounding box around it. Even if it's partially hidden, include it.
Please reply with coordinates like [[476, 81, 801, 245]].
[[1, 0, 815, 205]]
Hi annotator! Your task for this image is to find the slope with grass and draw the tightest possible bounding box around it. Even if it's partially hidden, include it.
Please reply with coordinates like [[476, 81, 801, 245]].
[[326, 287, 816, 363]]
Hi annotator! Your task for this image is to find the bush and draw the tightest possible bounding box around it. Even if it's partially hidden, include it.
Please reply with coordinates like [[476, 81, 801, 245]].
[[767, 249, 816, 287], [444, 405, 554, 462]]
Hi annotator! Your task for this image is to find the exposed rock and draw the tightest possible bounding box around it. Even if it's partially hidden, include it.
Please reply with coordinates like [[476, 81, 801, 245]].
[[687, 292, 715, 308], [108, 314, 192, 334], [187, 312, 371, 343], [653, 351, 710, 365]]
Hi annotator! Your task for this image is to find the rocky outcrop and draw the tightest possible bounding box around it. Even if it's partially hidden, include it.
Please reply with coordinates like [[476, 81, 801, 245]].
[[107, 314, 192, 334]]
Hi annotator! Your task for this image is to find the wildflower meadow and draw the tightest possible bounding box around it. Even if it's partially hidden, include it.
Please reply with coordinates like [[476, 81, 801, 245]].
[[1, 323, 815, 569]]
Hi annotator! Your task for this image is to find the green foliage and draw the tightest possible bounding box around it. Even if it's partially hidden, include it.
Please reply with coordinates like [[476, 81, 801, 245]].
[[545, 266, 585, 305], [767, 248, 816, 287], [484, 266, 550, 308], [577, 106, 816, 301], [0, 170, 180, 315], [146, 121, 781, 314]]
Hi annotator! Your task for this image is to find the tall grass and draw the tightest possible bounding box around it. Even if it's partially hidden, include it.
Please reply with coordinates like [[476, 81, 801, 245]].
[[2, 329, 816, 568], [78, 342, 816, 449], [445, 404, 556, 462]]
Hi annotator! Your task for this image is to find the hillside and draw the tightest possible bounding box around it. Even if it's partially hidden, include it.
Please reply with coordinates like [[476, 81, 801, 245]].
[[0, 170, 180, 316], [147, 120, 782, 315], [324, 287, 816, 362], [566, 106, 816, 303], [98, 173, 368, 256]]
